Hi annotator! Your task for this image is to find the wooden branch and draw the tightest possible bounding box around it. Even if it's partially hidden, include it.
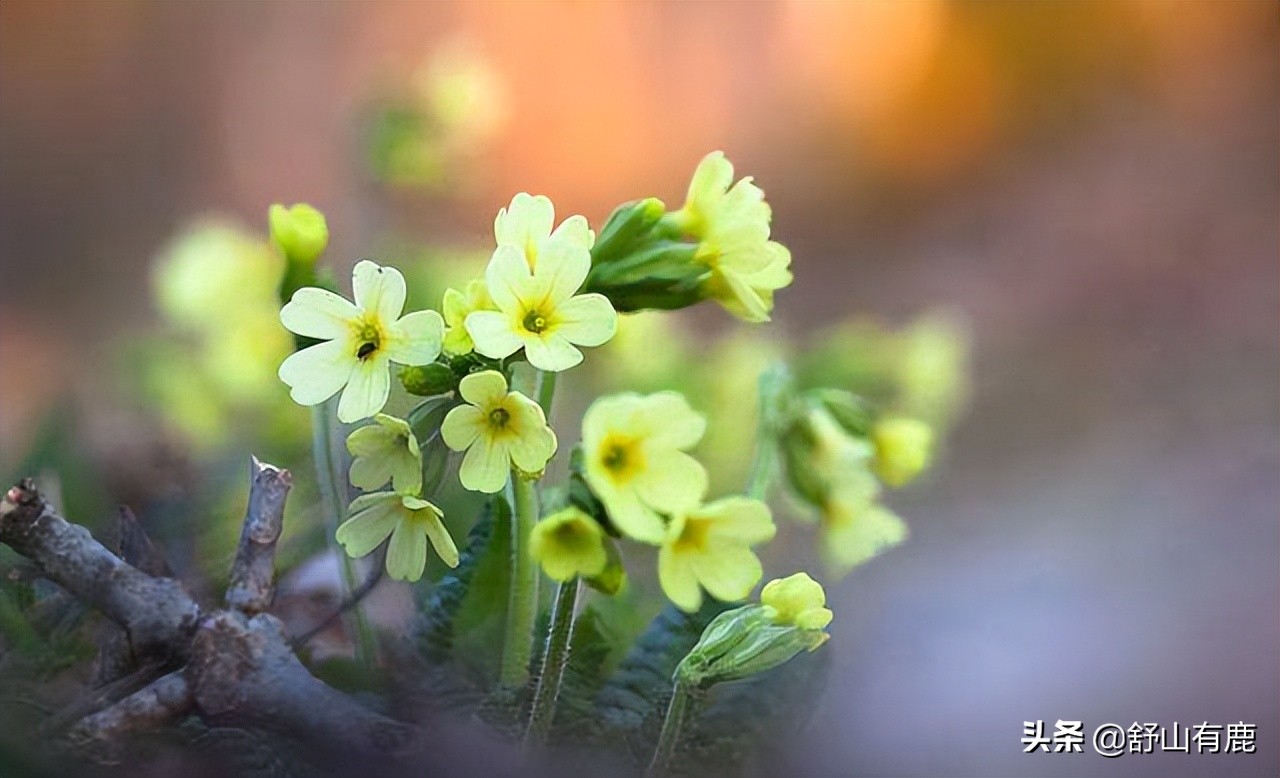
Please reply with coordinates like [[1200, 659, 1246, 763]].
[[69, 671, 193, 748], [224, 457, 291, 615]]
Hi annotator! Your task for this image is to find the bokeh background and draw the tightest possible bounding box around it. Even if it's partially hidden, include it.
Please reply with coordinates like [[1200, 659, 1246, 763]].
[[1, 2, 1276, 776]]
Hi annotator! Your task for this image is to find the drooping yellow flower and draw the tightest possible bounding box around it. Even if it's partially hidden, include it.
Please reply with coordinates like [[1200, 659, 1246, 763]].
[[336, 492, 458, 581], [582, 392, 708, 544], [821, 500, 908, 578], [658, 496, 775, 612], [671, 151, 792, 323], [494, 192, 594, 268], [465, 239, 617, 371], [761, 572, 833, 630], [871, 417, 935, 487], [529, 507, 608, 582], [441, 279, 495, 355], [279, 260, 444, 423], [346, 414, 422, 493], [440, 370, 557, 493]]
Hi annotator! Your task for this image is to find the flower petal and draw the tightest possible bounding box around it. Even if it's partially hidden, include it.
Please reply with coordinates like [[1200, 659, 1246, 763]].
[[533, 239, 590, 304], [495, 193, 555, 258], [466, 310, 523, 360], [348, 454, 392, 492], [509, 423, 557, 474], [635, 392, 706, 450], [485, 244, 535, 314], [457, 370, 508, 407], [278, 339, 355, 406], [458, 438, 510, 493], [553, 293, 617, 347], [385, 518, 428, 582], [441, 405, 486, 452], [633, 450, 707, 515], [658, 544, 703, 612], [337, 356, 391, 423], [352, 260, 407, 322], [345, 422, 393, 457], [685, 151, 733, 217], [280, 287, 359, 339], [384, 310, 443, 365], [597, 486, 666, 545], [550, 213, 594, 251], [522, 332, 583, 372], [699, 497, 775, 546], [692, 545, 761, 603], [422, 513, 459, 568], [335, 497, 400, 558]]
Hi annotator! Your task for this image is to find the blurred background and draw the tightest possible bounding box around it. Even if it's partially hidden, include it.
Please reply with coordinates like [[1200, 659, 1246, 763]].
[[0, 2, 1276, 776]]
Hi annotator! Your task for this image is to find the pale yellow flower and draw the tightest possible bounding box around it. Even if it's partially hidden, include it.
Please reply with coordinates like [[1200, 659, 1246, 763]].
[[761, 572, 833, 630], [672, 151, 792, 323], [871, 417, 935, 487], [465, 240, 616, 372], [658, 497, 775, 612], [441, 279, 495, 355], [582, 392, 708, 544], [494, 192, 594, 269], [336, 492, 458, 581], [440, 370, 557, 493], [279, 260, 444, 423], [529, 507, 608, 582], [821, 500, 908, 577], [346, 414, 422, 493]]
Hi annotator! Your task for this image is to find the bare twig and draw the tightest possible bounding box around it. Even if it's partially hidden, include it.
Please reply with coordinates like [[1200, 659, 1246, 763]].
[[225, 457, 292, 615], [0, 481, 200, 661], [69, 671, 193, 748], [43, 662, 174, 736], [291, 552, 385, 649], [96, 506, 175, 685]]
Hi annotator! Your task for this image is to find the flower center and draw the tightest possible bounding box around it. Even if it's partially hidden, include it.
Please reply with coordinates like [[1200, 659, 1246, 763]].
[[354, 320, 382, 360], [599, 436, 643, 485], [673, 517, 712, 554], [522, 309, 550, 334], [488, 407, 511, 429]]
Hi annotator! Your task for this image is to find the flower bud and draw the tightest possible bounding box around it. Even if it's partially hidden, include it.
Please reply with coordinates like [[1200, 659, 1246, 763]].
[[761, 572, 832, 630], [811, 388, 873, 437], [871, 417, 934, 487], [400, 362, 457, 396], [269, 203, 329, 265], [592, 197, 666, 265], [530, 507, 609, 582]]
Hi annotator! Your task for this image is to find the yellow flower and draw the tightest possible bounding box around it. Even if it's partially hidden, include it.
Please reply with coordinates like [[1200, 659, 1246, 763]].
[[871, 417, 934, 487], [336, 492, 458, 581], [529, 507, 608, 582], [582, 392, 708, 544], [346, 414, 422, 493], [440, 370, 557, 493], [441, 279, 495, 355], [279, 260, 444, 423], [494, 192, 594, 269], [465, 239, 617, 372], [821, 500, 907, 578], [658, 497, 775, 612], [672, 151, 792, 323], [761, 572, 833, 630], [268, 202, 328, 264]]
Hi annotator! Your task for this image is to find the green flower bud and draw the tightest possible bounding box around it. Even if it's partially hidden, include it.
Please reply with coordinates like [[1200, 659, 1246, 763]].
[[592, 197, 666, 266], [811, 388, 874, 437], [269, 203, 329, 265], [400, 362, 457, 396], [676, 592, 830, 688]]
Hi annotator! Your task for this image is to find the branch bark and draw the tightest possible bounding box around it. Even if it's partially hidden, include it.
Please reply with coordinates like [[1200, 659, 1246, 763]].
[[225, 457, 291, 615]]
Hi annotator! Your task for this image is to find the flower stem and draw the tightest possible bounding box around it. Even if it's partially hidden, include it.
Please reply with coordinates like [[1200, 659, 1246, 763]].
[[645, 678, 699, 777], [500, 473, 540, 687], [310, 400, 376, 664], [524, 577, 580, 747], [535, 369, 558, 416], [745, 361, 791, 500]]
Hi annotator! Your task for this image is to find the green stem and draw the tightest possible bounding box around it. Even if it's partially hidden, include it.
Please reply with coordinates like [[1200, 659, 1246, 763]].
[[310, 400, 376, 664], [535, 369, 558, 416], [500, 473, 540, 687], [745, 361, 791, 500], [645, 678, 699, 777], [524, 577, 580, 747]]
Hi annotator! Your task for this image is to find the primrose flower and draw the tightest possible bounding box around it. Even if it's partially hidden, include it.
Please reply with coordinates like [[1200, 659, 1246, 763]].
[[821, 500, 907, 577], [658, 496, 775, 612], [441, 279, 495, 355], [761, 572, 833, 630], [346, 414, 422, 493], [670, 151, 793, 323], [871, 416, 935, 487], [529, 507, 608, 582], [440, 370, 557, 493], [494, 192, 594, 268], [279, 260, 444, 423], [336, 492, 458, 581], [465, 238, 617, 372], [582, 392, 708, 544]]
